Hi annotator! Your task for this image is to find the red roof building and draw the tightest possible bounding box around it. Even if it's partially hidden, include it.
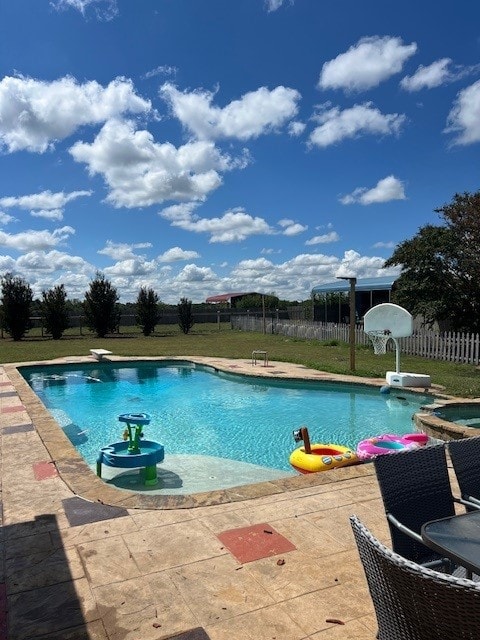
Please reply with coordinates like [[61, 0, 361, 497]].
[[205, 292, 260, 306]]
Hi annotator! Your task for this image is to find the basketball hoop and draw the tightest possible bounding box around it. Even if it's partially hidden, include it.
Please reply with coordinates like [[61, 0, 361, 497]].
[[367, 330, 391, 355]]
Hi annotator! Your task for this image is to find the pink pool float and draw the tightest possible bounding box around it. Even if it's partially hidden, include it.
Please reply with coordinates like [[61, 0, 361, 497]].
[[356, 433, 428, 461]]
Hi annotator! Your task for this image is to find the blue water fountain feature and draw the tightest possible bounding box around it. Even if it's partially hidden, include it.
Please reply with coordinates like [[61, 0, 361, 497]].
[[96, 413, 164, 486]]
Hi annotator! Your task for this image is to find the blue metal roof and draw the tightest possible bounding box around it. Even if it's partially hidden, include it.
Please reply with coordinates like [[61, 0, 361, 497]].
[[311, 276, 397, 294]]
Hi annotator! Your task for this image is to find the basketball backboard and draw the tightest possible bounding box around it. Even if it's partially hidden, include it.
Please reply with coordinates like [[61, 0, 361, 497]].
[[363, 303, 413, 338]]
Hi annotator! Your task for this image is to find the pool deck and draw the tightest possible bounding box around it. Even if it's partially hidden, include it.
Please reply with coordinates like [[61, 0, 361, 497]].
[[0, 356, 448, 639]]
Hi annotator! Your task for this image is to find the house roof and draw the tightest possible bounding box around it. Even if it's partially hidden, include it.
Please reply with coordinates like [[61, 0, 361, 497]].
[[205, 291, 259, 303], [311, 276, 397, 295]]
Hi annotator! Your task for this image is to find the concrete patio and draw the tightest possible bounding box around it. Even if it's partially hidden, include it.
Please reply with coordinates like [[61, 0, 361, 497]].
[[0, 356, 427, 639]]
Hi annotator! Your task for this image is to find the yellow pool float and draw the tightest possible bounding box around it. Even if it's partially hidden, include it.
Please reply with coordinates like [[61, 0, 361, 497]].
[[289, 426, 358, 474]]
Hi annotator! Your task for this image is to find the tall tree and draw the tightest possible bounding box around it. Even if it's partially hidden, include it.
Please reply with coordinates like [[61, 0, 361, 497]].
[[136, 286, 160, 336], [385, 190, 480, 332], [235, 293, 279, 310], [83, 272, 119, 338], [177, 297, 194, 334], [0, 272, 33, 341], [41, 284, 70, 339]]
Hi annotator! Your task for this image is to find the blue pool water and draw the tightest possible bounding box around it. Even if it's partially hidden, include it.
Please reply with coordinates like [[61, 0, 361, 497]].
[[21, 361, 432, 472]]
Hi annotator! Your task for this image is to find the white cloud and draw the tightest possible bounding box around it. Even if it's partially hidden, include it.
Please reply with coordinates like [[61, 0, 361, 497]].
[[400, 58, 480, 91], [159, 205, 273, 243], [0, 189, 92, 210], [0, 190, 91, 222], [143, 65, 178, 80], [0, 226, 74, 251], [335, 250, 387, 278], [158, 247, 200, 262], [0, 75, 151, 153], [230, 253, 341, 296], [373, 241, 396, 249], [265, 0, 287, 11], [176, 263, 217, 282], [161, 83, 300, 141], [280, 221, 308, 236], [340, 175, 406, 205], [98, 240, 152, 260], [0, 256, 16, 272], [0, 212, 16, 226], [159, 202, 200, 222], [16, 249, 89, 273], [31, 209, 64, 221], [104, 258, 157, 277], [70, 119, 238, 207], [400, 58, 452, 91], [50, 0, 118, 21], [319, 36, 417, 92], [308, 103, 405, 147], [0, 243, 398, 303], [0, 249, 95, 298], [288, 121, 306, 136], [305, 231, 339, 245], [445, 80, 480, 145]]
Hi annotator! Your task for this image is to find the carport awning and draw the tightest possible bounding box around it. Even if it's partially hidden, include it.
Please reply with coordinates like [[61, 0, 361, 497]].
[[312, 276, 397, 295]]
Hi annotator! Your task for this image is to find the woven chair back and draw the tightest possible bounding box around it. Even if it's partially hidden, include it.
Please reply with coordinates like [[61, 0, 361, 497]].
[[351, 515, 480, 640], [448, 436, 480, 511], [374, 444, 456, 564]]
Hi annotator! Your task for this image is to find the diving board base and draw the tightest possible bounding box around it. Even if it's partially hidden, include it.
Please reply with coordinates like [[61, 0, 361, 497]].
[[90, 349, 113, 361]]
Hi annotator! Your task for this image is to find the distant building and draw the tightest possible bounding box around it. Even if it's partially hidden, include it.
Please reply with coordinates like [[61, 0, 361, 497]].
[[311, 276, 397, 323], [205, 292, 261, 307]]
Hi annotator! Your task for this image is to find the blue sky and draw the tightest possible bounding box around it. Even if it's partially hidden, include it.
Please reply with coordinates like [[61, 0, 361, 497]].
[[1, 0, 479, 303]]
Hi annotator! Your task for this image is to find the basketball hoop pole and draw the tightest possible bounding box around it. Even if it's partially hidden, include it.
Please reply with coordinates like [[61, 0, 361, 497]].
[[337, 276, 356, 371], [393, 337, 400, 373]]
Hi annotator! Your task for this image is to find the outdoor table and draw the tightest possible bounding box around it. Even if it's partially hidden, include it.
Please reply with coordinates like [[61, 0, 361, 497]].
[[252, 350, 268, 366], [421, 510, 480, 577]]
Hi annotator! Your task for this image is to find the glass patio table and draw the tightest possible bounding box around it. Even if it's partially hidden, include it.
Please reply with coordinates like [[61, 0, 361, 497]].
[[421, 510, 480, 577]]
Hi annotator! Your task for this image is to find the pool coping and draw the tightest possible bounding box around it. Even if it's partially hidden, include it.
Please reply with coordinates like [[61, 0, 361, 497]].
[[4, 355, 440, 510]]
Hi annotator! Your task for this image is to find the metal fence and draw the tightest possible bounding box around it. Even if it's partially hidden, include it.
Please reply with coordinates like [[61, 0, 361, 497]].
[[1, 311, 233, 338], [231, 315, 480, 366]]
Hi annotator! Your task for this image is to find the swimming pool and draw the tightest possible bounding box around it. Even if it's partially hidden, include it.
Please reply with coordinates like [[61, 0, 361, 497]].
[[21, 360, 432, 473]]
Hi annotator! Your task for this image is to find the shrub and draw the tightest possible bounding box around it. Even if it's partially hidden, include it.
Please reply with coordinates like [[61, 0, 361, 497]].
[[178, 297, 194, 334], [0, 272, 33, 341], [41, 284, 70, 339], [136, 287, 160, 336], [83, 272, 119, 338]]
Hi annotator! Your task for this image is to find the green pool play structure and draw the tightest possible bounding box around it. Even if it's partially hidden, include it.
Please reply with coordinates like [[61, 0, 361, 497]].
[[96, 413, 165, 486]]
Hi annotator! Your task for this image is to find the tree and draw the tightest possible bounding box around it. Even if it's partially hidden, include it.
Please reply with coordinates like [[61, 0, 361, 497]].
[[136, 286, 160, 336], [83, 272, 119, 338], [385, 190, 480, 332], [41, 284, 70, 339], [177, 297, 194, 334], [235, 293, 279, 310], [0, 272, 33, 341]]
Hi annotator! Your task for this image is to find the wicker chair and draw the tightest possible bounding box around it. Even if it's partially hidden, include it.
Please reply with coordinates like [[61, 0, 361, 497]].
[[373, 443, 461, 570], [448, 436, 480, 511], [350, 515, 480, 640]]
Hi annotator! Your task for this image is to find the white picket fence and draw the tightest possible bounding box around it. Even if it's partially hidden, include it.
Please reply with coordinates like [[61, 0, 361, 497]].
[[231, 315, 480, 366]]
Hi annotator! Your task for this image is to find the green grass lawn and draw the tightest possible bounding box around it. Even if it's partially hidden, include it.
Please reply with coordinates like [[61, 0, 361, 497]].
[[2, 323, 480, 398]]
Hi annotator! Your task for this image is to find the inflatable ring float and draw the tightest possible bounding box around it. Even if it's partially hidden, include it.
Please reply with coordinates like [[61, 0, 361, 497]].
[[289, 443, 358, 474], [356, 432, 428, 461]]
